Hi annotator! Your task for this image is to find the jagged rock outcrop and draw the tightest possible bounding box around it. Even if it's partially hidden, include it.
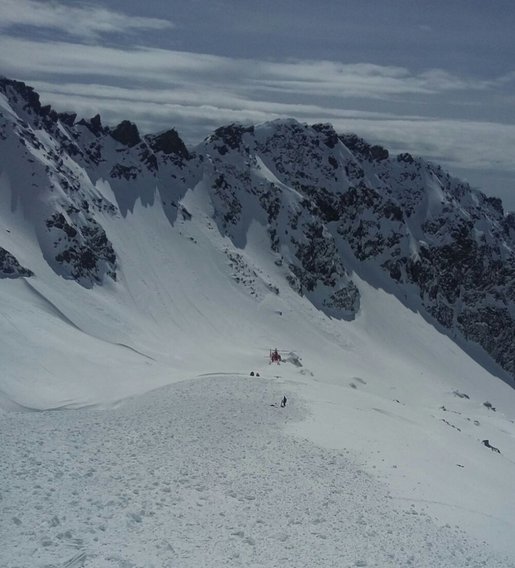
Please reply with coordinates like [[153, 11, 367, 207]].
[[45, 211, 116, 284], [201, 119, 514, 374], [0, 247, 33, 278], [110, 120, 141, 147], [0, 78, 118, 286], [339, 133, 389, 162], [78, 114, 104, 137], [201, 121, 360, 318], [0, 77, 44, 115], [330, 148, 515, 376], [146, 129, 190, 159]]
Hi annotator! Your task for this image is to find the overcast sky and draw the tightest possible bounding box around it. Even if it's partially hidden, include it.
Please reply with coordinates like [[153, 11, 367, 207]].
[[1, 0, 514, 210]]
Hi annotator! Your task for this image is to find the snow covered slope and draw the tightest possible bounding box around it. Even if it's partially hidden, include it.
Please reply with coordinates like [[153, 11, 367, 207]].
[[1, 78, 515, 565], [1, 77, 514, 391], [3, 374, 515, 567]]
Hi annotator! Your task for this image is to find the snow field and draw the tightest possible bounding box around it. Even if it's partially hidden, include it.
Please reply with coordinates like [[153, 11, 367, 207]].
[[1, 109, 515, 567], [1, 375, 511, 568]]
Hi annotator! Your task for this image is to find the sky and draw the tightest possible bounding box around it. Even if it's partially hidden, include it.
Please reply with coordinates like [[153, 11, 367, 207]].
[[0, 0, 514, 210]]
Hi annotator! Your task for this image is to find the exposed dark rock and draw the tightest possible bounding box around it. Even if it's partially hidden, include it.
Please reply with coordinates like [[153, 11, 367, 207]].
[[51, 220, 117, 284], [328, 156, 338, 170], [110, 120, 141, 147], [339, 133, 388, 161], [324, 285, 360, 312], [258, 188, 281, 224], [90, 114, 102, 133], [290, 222, 345, 292], [46, 213, 78, 238], [370, 145, 389, 161], [211, 124, 254, 152], [0, 247, 33, 278], [110, 164, 139, 180], [397, 152, 415, 163], [482, 439, 501, 453], [312, 123, 339, 148], [486, 196, 504, 215], [0, 77, 42, 113], [138, 147, 158, 172], [345, 162, 365, 180], [310, 188, 342, 222], [1, 78, 514, 378], [58, 112, 77, 127], [211, 173, 242, 227], [77, 114, 104, 136], [503, 212, 515, 238], [146, 129, 189, 159]]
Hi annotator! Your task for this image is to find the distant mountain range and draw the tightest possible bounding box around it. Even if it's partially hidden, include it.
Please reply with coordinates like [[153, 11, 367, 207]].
[[1, 77, 513, 381]]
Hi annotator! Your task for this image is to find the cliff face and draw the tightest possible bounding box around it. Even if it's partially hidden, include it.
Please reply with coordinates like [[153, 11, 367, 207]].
[[1, 78, 513, 378]]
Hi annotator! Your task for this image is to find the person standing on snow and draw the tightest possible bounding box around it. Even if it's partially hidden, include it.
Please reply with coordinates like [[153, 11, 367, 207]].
[[280, 396, 287, 408]]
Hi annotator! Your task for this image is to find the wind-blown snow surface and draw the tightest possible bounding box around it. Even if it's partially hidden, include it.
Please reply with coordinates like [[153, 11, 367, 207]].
[[1, 375, 513, 568]]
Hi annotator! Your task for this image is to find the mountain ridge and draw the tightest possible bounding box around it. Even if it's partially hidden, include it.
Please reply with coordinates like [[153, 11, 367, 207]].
[[0, 76, 514, 382]]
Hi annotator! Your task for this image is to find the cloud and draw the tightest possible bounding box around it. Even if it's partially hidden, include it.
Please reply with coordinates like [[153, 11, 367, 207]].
[[254, 62, 492, 98], [0, 37, 492, 99], [25, 81, 515, 181], [331, 117, 515, 175], [0, 38, 226, 80], [0, 35, 513, 208], [0, 0, 173, 40], [28, 80, 419, 123]]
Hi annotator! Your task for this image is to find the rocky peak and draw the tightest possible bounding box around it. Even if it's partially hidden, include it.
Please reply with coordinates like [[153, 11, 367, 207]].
[[311, 123, 340, 148], [0, 77, 42, 113], [146, 129, 189, 159], [397, 152, 415, 164], [209, 124, 255, 155], [339, 133, 389, 162], [485, 196, 504, 216], [58, 112, 77, 127], [504, 212, 515, 238], [110, 120, 141, 147], [0, 78, 63, 127], [77, 114, 105, 136], [1, 79, 514, 380]]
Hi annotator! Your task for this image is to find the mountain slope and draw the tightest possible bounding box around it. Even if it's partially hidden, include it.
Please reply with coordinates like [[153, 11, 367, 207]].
[[3, 373, 515, 567], [1, 77, 514, 392], [1, 78, 515, 565]]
